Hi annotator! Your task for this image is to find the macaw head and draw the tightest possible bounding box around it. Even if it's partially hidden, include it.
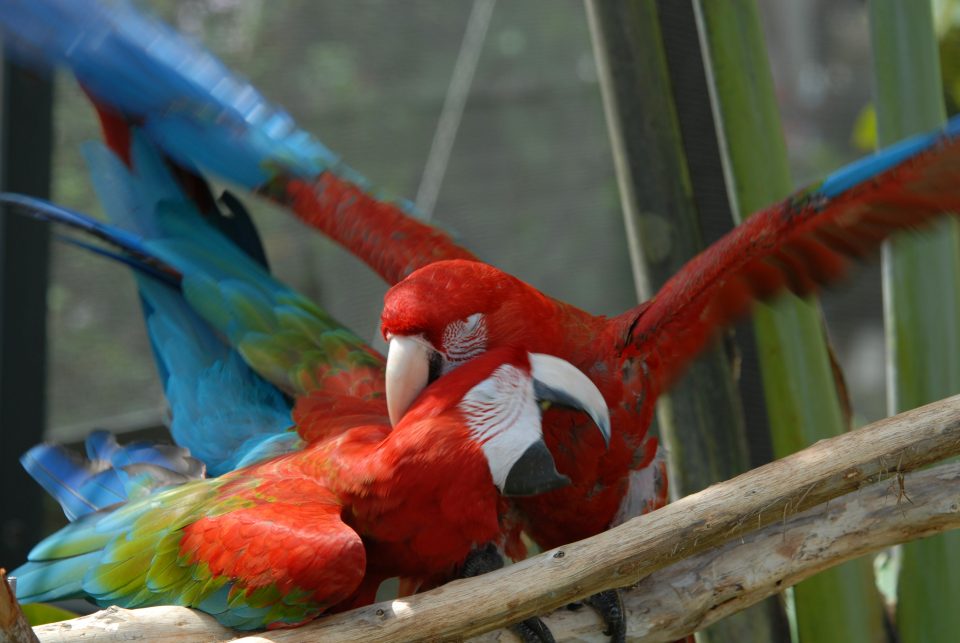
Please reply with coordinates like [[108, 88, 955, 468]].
[[381, 259, 563, 427], [402, 346, 610, 496]]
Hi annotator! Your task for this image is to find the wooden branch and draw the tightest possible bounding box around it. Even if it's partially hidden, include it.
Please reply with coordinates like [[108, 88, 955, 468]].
[[33, 461, 960, 643], [473, 460, 960, 642], [32, 606, 236, 643], [1, 570, 38, 643], [31, 394, 960, 642], [269, 393, 960, 640]]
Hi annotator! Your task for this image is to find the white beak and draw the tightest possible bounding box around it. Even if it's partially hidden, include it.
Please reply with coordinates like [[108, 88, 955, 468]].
[[385, 336, 432, 425], [530, 353, 611, 446]]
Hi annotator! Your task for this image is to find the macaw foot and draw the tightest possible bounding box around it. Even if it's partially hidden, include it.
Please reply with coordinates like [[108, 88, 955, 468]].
[[586, 589, 626, 643], [567, 588, 626, 643], [510, 617, 557, 643], [460, 543, 555, 643], [460, 542, 504, 578]]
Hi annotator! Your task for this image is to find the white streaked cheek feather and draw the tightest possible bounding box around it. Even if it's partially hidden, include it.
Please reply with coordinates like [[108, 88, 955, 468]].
[[459, 364, 541, 489], [442, 313, 488, 372]]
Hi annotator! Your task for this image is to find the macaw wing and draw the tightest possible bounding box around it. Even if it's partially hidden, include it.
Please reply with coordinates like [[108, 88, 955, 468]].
[[14, 475, 366, 630], [293, 392, 390, 443], [139, 277, 299, 475], [2, 128, 387, 400], [106, 135, 387, 399], [627, 116, 960, 390], [0, 0, 476, 285], [281, 174, 478, 283], [20, 430, 204, 522], [177, 266, 387, 399]]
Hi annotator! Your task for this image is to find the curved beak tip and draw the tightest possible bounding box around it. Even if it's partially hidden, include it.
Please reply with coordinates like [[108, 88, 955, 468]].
[[598, 416, 612, 447], [529, 353, 612, 450]]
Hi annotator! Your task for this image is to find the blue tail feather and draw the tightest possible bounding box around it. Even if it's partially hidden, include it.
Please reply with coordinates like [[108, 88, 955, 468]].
[[0, 193, 180, 286], [57, 235, 180, 288], [138, 278, 295, 475], [3, 140, 299, 473], [20, 444, 121, 522]]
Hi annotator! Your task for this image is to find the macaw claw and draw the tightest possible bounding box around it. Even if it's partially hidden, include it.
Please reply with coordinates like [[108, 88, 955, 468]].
[[511, 617, 558, 643], [459, 543, 556, 643], [460, 542, 503, 578], [585, 589, 627, 643]]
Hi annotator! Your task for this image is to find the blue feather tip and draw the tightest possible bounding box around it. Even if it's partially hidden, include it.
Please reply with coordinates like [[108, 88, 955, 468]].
[[21, 430, 205, 522]]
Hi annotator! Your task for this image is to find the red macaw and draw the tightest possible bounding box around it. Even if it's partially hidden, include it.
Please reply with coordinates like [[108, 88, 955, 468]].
[[3, 119, 610, 635], [7, 0, 951, 547], [12, 345, 610, 630], [376, 128, 960, 548], [6, 2, 960, 638]]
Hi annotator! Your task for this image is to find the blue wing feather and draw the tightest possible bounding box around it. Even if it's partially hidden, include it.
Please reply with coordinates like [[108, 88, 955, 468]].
[[0, 0, 349, 189], [20, 431, 204, 522], [141, 277, 296, 475], [2, 137, 304, 472]]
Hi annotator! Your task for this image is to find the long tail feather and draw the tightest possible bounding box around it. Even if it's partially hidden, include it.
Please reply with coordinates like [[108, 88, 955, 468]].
[[57, 234, 180, 288], [0, 193, 181, 285], [138, 278, 296, 475], [0, 193, 298, 473], [81, 132, 386, 400]]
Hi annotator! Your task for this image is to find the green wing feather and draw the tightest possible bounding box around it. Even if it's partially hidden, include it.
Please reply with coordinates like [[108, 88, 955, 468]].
[[14, 471, 366, 629], [147, 203, 385, 399]]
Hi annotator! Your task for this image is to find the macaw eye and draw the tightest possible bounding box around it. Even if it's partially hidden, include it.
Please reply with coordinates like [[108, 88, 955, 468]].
[[441, 313, 488, 366]]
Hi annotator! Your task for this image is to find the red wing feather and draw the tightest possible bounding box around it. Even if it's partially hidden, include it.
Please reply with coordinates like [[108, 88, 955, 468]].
[[180, 479, 364, 608], [626, 130, 960, 390], [293, 392, 390, 443], [283, 174, 478, 284]]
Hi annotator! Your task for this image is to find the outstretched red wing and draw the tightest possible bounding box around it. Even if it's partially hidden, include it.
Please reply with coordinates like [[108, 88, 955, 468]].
[[284, 174, 478, 284], [627, 125, 960, 390]]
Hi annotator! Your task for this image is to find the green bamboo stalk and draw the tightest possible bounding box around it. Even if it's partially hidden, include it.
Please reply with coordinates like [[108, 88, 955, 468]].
[[584, 0, 751, 493], [695, 1, 887, 642], [867, 2, 960, 641], [584, 2, 783, 640]]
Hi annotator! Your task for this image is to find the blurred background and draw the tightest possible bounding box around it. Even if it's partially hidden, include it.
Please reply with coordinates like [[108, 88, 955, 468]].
[[1, 0, 958, 636], [43, 0, 887, 446]]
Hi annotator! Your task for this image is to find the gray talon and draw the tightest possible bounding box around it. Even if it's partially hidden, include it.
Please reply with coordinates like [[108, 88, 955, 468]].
[[586, 589, 626, 643]]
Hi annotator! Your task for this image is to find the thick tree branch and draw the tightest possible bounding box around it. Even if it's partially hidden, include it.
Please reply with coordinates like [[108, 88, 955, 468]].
[[32, 395, 960, 642], [474, 460, 960, 642]]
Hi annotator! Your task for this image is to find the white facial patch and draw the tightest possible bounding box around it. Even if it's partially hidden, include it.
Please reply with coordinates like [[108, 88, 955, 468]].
[[442, 313, 488, 372], [459, 363, 542, 490]]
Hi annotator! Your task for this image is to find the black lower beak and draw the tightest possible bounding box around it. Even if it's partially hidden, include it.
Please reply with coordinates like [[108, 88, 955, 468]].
[[502, 440, 570, 497]]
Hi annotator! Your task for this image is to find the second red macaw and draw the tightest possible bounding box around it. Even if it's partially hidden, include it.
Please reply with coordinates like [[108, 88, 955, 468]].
[[7, 5, 960, 638], [13, 345, 610, 629], [369, 123, 960, 553]]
